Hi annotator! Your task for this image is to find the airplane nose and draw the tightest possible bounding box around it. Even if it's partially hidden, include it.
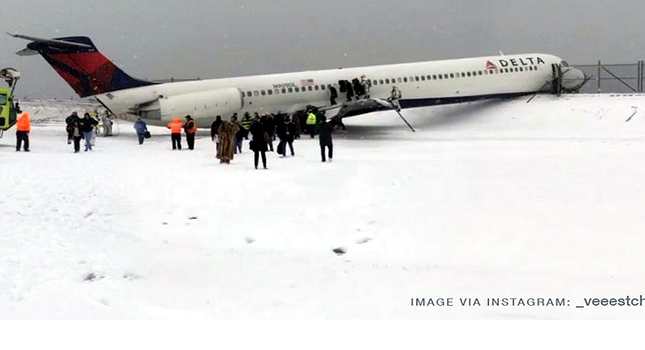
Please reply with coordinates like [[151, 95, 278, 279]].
[[561, 68, 587, 92]]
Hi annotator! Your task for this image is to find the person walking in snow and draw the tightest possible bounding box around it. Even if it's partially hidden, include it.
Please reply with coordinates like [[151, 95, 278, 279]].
[[249, 117, 268, 169], [216, 119, 239, 163], [80, 112, 98, 151], [167, 117, 184, 150], [133, 117, 148, 145], [15, 112, 31, 152], [318, 115, 334, 162]]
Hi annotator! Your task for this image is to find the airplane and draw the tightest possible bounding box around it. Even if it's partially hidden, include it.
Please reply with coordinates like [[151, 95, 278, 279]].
[[9, 33, 587, 130]]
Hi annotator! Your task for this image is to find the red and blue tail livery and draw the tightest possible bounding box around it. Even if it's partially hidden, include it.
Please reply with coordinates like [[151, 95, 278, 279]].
[[10, 33, 154, 98]]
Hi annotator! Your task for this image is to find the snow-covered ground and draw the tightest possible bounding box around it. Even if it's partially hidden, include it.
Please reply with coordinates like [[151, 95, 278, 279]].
[[2, 94, 645, 321]]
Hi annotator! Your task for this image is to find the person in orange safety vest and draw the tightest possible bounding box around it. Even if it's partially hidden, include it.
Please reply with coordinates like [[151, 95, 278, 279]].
[[183, 115, 197, 150], [16, 112, 31, 152], [167, 117, 185, 150]]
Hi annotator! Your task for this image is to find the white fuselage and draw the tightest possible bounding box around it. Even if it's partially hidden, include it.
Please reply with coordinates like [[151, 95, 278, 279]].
[[96, 53, 569, 127]]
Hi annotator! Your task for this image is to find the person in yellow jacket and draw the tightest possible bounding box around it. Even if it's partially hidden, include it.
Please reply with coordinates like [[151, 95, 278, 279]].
[[306, 110, 317, 138], [167, 117, 185, 150], [16, 112, 31, 152]]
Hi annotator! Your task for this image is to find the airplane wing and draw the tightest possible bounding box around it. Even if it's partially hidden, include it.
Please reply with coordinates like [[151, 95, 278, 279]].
[[321, 98, 398, 120]]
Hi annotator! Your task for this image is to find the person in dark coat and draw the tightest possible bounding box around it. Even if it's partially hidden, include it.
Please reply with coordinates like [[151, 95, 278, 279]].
[[285, 115, 296, 156], [249, 118, 268, 169], [329, 85, 338, 105], [80, 112, 98, 151], [184, 115, 197, 150], [318, 116, 334, 162], [65, 111, 79, 144], [262, 114, 275, 152], [70, 116, 83, 153], [210, 115, 222, 151]]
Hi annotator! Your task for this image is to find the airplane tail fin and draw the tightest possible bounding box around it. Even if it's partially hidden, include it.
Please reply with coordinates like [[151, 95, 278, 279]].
[[11, 34, 155, 98]]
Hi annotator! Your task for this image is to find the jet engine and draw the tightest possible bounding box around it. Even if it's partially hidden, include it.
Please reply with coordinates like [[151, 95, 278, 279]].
[[137, 88, 243, 125]]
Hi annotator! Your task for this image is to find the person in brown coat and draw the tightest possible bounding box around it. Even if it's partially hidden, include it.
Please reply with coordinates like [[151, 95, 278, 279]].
[[216, 120, 239, 163]]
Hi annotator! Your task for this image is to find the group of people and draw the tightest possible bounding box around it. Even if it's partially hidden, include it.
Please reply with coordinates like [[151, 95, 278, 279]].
[[335, 75, 372, 104], [64, 111, 99, 152], [31, 108, 335, 167], [204, 110, 333, 168]]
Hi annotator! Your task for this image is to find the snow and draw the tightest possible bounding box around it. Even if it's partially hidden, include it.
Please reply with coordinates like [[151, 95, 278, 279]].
[[2, 94, 645, 324]]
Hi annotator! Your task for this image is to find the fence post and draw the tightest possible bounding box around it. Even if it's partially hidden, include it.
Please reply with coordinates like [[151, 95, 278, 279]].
[[597, 60, 602, 93]]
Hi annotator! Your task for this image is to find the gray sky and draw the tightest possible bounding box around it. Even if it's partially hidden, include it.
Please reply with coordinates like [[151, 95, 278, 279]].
[[1, 0, 643, 99]]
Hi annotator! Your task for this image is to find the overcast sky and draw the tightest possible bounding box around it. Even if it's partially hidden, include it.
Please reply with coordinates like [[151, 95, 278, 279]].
[[1, 0, 643, 99]]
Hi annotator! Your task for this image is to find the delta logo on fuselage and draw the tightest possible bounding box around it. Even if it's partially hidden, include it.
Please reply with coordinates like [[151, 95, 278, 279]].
[[486, 56, 546, 70]]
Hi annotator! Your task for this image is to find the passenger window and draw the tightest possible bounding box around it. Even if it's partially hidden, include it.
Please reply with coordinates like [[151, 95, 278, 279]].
[[421, 76, 425, 81], [321, 85, 325, 90], [432, 75, 437, 80], [379, 79, 384, 84], [246, 91, 252, 97], [294, 87, 300, 92], [308, 86, 313, 91], [282, 88, 286, 94], [397, 78, 402, 83], [415, 76, 419, 81], [314, 85, 319, 90], [288, 88, 293, 93], [519, 67, 523, 72], [254, 91, 259, 96], [261, 90, 266, 96], [450, 73, 454, 78], [403, 77, 408, 83], [274, 89, 280, 94], [268, 90, 273, 95], [385, 79, 390, 84]]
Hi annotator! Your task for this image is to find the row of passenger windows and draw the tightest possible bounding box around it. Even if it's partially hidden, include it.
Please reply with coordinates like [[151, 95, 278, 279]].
[[245, 66, 539, 97]]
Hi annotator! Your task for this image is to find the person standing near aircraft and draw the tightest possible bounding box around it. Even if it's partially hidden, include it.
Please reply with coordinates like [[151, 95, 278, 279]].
[[249, 117, 268, 169], [241, 113, 252, 139], [231, 115, 245, 154], [306, 109, 317, 138], [318, 115, 334, 162], [65, 111, 79, 144], [285, 115, 296, 156], [167, 117, 184, 150], [210, 115, 222, 150], [361, 75, 371, 98], [70, 117, 83, 153], [101, 110, 113, 136], [329, 85, 338, 105], [184, 115, 197, 150], [217, 119, 239, 163], [15, 112, 31, 152], [80, 112, 98, 151], [133, 117, 148, 145]]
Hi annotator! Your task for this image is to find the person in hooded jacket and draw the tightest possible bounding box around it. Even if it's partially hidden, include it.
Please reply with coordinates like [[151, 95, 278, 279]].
[[167, 117, 185, 150], [133, 117, 148, 144]]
